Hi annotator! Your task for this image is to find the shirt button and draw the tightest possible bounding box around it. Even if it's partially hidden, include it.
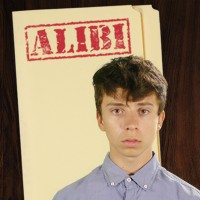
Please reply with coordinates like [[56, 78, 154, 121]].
[[143, 184, 148, 189], [111, 182, 115, 186], [127, 178, 132, 182]]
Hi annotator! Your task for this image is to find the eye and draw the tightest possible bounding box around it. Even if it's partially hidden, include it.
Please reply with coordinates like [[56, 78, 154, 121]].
[[111, 108, 124, 115], [139, 109, 150, 115]]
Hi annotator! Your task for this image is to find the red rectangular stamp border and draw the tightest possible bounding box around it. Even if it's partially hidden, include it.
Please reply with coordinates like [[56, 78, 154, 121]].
[[25, 18, 132, 61]]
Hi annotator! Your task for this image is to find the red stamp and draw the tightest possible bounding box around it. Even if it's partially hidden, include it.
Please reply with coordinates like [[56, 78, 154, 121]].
[[25, 18, 131, 61]]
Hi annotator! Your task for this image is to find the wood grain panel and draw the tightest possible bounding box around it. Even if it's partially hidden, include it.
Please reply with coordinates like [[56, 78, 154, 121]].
[[159, 0, 200, 188]]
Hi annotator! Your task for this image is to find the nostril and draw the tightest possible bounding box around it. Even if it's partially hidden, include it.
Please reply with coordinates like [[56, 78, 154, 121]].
[[126, 125, 138, 131]]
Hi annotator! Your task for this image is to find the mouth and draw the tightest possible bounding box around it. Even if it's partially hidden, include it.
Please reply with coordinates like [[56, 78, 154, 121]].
[[122, 138, 141, 147]]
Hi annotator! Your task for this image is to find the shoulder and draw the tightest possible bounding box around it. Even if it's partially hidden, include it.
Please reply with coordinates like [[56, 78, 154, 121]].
[[157, 166, 200, 199], [53, 165, 104, 200]]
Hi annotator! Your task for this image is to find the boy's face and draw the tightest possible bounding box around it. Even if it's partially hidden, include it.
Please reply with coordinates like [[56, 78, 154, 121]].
[[97, 88, 165, 163]]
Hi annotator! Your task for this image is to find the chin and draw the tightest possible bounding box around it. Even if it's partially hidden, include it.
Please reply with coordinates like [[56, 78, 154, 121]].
[[121, 150, 142, 158]]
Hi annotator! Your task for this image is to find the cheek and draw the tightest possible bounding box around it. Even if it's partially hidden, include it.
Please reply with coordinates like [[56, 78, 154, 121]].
[[103, 114, 120, 128], [103, 118, 122, 137], [104, 120, 121, 133], [140, 117, 159, 133]]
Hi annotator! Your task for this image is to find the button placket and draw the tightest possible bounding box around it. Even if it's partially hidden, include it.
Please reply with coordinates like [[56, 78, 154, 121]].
[[124, 177, 136, 199]]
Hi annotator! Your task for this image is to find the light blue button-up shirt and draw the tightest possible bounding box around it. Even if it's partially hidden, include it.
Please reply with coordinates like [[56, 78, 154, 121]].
[[53, 153, 200, 200]]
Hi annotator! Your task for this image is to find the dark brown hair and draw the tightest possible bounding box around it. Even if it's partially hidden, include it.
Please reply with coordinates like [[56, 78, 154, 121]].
[[93, 56, 168, 115]]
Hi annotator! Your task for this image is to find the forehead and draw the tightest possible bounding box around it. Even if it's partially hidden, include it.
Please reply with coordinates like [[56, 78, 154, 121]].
[[102, 88, 160, 106]]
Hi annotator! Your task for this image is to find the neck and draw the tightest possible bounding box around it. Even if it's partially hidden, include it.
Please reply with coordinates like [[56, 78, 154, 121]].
[[109, 150, 153, 175]]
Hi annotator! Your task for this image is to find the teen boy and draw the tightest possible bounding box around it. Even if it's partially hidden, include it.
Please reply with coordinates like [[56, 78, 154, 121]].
[[53, 56, 200, 200]]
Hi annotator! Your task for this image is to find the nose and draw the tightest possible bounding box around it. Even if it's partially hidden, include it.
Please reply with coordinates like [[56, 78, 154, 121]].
[[124, 112, 138, 131]]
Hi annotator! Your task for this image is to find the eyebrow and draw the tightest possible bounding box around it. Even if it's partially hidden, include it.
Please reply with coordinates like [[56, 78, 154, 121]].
[[106, 101, 154, 107], [136, 102, 154, 107], [106, 102, 126, 107]]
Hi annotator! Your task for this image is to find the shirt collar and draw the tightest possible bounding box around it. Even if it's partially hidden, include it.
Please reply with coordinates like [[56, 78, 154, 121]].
[[102, 153, 128, 186], [131, 153, 160, 190], [102, 152, 160, 190]]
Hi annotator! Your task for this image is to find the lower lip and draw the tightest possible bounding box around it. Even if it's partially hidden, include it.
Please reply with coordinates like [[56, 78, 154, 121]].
[[122, 140, 140, 147]]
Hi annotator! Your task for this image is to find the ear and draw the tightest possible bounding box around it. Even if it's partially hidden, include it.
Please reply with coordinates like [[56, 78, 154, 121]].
[[157, 111, 165, 130], [96, 111, 105, 131]]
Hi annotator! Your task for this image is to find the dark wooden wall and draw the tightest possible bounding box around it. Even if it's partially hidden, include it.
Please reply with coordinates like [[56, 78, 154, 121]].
[[1, 0, 199, 199]]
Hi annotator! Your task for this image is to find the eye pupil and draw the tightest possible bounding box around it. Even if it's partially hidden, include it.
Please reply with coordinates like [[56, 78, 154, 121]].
[[112, 109, 122, 115], [141, 109, 149, 115]]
